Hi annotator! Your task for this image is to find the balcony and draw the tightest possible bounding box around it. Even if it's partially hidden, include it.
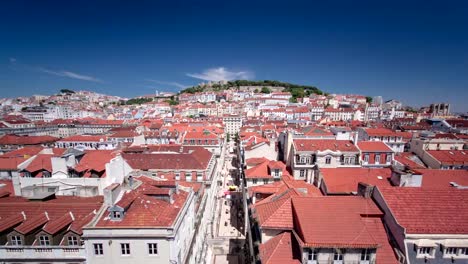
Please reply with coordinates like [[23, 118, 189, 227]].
[[0, 246, 86, 261]]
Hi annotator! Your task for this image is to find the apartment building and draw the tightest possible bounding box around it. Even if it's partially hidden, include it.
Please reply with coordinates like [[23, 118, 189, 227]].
[[288, 139, 360, 184], [83, 177, 197, 264], [0, 194, 103, 263]]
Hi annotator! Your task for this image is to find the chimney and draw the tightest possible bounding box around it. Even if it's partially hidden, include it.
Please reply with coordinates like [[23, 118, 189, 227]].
[[357, 182, 374, 198], [103, 183, 121, 206]]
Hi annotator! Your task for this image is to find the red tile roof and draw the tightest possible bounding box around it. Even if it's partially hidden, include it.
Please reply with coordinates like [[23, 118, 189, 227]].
[[357, 141, 393, 152], [245, 160, 289, 179], [418, 169, 468, 188], [0, 135, 58, 146], [0, 157, 25, 170], [43, 212, 74, 235], [23, 154, 55, 173], [292, 196, 384, 248], [59, 135, 108, 142], [378, 187, 468, 234], [259, 232, 300, 264], [426, 150, 468, 165], [320, 168, 393, 194], [0, 146, 43, 158], [15, 212, 50, 234], [293, 139, 358, 152], [0, 213, 24, 233], [249, 176, 322, 198], [123, 147, 212, 171], [253, 190, 297, 229], [0, 195, 103, 235], [95, 181, 189, 228], [364, 128, 399, 137], [74, 150, 117, 177], [394, 152, 426, 169]]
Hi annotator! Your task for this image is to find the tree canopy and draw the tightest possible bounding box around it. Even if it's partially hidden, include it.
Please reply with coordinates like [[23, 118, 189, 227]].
[[125, 97, 153, 105]]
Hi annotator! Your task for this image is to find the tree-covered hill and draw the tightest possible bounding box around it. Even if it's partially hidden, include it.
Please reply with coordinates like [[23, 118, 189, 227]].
[[179, 80, 324, 102]]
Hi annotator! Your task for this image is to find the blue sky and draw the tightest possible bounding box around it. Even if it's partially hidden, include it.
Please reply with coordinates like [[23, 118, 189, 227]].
[[1, 0, 467, 112]]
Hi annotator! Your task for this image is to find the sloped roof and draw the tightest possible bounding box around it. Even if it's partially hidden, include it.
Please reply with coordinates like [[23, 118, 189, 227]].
[[293, 139, 358, 152], [426, 150, 468, 165], [0, 134, 58, 145], [292, 196, 384, 248], [378, 187, 468, 234], [245, 160, 289, 179], [259, 232, 301, 264], [123, 147, 212, 171], [418, 169, 468, 188], [95, 181, 189, 228], [357, 141, 393, 152], [74, 150, 116, 175], [320, 168, 393, 194], [0, 195, 102, 235]]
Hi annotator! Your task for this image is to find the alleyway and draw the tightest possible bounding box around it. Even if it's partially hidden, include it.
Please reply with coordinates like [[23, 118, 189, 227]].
[[212, 142, 246, 264]]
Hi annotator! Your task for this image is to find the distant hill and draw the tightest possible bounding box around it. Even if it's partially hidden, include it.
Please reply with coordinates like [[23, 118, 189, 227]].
[[179, 80, 324, 102]]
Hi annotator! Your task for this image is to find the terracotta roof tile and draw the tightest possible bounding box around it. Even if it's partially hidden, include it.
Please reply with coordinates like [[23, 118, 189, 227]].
[[293, 139, 358, 152], [378, 187, 468, 234], [259, 232, 301, 264], [320, 168, 393, 194], [357, 141, 393, 152]]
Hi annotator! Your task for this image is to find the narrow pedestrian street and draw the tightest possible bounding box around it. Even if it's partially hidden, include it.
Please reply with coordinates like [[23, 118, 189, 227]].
[[211, 141, 246, 264]]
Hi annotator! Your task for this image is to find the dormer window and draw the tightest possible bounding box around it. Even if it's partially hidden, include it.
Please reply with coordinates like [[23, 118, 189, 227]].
[[68, 235, 79, 246], [273, 169, 280, 178], [10, 235, 22, 246], [39, 235, 50, 246], [175, 171, 180, 180], [112, 211, 121, 219], [43, 171, 51, 178], [325, 156, 332, 164]]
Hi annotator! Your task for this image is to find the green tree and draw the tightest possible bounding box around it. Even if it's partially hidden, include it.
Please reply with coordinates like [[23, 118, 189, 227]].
[[60, 89, 75, 94], [366, 96, 373, 103], [254, 88, 259, 93], [261, 87, 271, 94]]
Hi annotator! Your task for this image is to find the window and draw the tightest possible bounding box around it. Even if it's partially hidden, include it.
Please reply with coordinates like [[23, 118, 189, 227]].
[[334, 249, 344, 260], [94, 243, 103, 255], [273, 169, 280, 177], [299, 170, 305, 178], [120, 243, 130, 255], [375, 154, 380, 163], [360, 249, 371, 261], [148, 243, 158, 255], [11, 235, 22, 246], [417, 247, 433, 257], [263, 179, 269, 184], [364, 154, 369, 163], [68, 236, 79, 246], [461, 248, 468, 255], [325, 156, 331, 164], [43, 171, 51, 178], [386, 154, 392, 163], [445, 247, 457, 255], [308, 248, 318, 260], [112, 211, 121, 219], [39, 235, 50, 246]]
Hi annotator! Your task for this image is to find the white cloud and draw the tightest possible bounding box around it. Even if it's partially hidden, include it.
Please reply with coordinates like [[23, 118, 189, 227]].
[[38, 68, 102, 83], [146, 79, 187, 89], [8, 58, 102, 83], [186, 67, 254, 82]]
